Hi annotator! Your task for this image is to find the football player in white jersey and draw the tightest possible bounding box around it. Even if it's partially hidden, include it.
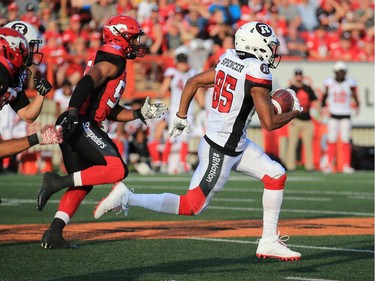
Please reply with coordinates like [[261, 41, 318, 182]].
[[148, 49, 204, 174], [321, 61, 359, 173], [94, 22, 303, 261], [158, 50, 200, 173]]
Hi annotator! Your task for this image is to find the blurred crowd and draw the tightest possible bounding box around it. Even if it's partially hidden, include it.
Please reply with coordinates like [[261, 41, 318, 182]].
[[0, 0, 373, 88], [0, 0, 373, 175]]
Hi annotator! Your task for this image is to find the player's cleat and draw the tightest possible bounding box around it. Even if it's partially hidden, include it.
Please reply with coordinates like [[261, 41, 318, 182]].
[[342, 166, 355, 174], [37, 172, 63, 211], [41, 229, 78, 249], [93, 182, 133, 219], [322, 164, 334, 174], [256, 233, 301, 261]]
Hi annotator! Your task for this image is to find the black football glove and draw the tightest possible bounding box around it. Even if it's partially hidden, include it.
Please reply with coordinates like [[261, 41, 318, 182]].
[[59, 108, 79, 133], [34, 77, 52, 96]]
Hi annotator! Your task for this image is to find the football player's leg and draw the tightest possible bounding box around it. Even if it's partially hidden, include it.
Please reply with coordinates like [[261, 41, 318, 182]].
[[234, 139, 300, 260], [161, 139, 172, 171], [234, 139, 286, 238], [326, 118, 339, 170], [339, 118, 352, 169], [128, 138, 233, 215], [147, 139, 161, 167], [178, 139, 232, 215], [41, 144, 91, 249], [72, 124, 128, 185]]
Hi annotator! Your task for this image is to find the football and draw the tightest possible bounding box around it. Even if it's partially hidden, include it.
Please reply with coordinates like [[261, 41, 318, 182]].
[[271, 89, 294, 114]]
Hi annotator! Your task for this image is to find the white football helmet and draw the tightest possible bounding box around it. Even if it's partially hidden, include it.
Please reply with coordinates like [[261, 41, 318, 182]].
[[4, 21, 43, 66], [235, 21, 281, 68]]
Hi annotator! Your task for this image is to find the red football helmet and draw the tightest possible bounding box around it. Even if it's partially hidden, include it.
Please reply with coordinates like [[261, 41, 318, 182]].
[[0, 27, 30, 79], [5, 21, 44, 66], [103, 15, 148, 60]]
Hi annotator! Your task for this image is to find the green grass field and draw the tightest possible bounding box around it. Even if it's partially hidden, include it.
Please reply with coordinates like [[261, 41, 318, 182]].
[[0, 171, 374, 281]]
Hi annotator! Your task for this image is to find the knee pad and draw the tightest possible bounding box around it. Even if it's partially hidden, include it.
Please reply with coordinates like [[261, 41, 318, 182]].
[[178, 187, 206, 216], [261, 173, 287, 190]]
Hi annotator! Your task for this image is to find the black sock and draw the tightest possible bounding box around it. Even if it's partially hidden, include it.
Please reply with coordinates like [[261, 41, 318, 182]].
[[61, 174, 75, 187], [49, 218, 66, 233]]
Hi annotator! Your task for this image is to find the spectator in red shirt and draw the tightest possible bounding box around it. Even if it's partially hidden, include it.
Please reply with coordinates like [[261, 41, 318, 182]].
[[306, 24, 330, 59], [61, 14, 90, 53], [158, 0, 176, 20], [4, 2, 20, 23], [87, 31, 102, 57], [141, 6, 165, 55], [355, 36, 374, 61], [20, 3, 37, 24], [40, 31, 68, 87], [116, 0, 136, 15], [329, 31, 357, 61]]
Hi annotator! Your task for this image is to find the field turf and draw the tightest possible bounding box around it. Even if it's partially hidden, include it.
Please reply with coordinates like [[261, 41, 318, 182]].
[[0, 171, 373, 281]]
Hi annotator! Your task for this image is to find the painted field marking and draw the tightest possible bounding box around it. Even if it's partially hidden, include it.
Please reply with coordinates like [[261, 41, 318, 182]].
[[121, 185, 374, 198], [285, 277, 339, 281], [209, 206, 374, 217], [188, 237, 375, 254], [1, 198, 373, 217]]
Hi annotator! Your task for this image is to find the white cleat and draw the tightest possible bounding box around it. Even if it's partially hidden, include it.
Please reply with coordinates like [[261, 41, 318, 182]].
[[256, 233, 301, 261], [322, 164, 334, 174], [93, 182, 133, 219], [342, 166, 355, 174]]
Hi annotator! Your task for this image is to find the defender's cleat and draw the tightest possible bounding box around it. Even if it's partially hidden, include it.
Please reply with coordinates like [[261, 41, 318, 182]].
[[41, 229, 78, 249], [94, 182, 133, 219], [256, 233, 301, 261], [37, 172, 62, 211]]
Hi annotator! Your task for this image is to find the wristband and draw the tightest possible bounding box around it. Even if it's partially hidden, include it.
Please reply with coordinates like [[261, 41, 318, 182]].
[[176, 112, 187, 119], [27, 133, 39, 146], [133, 108, 145, 121]]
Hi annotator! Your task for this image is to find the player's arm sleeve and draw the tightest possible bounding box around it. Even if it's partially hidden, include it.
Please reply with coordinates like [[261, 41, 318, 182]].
[[68, 51, 125, 110], [9, 91, 30, 113], [107, 103, 124, 120], [68, 75, 94, 109]]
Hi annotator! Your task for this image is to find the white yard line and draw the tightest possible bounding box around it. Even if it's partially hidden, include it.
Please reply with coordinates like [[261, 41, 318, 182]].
[[208, 206, 374, 216], [112, 185, 374, 198], [285, 277, 339, 281], [188, 237, 375, 254], [1, 198, 373, 216]]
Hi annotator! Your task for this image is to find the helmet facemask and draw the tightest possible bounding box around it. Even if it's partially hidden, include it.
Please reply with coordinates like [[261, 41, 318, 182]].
[[265, 40, 281, 69], [26, 39, 43, 66], [114, 26, 148, 60]]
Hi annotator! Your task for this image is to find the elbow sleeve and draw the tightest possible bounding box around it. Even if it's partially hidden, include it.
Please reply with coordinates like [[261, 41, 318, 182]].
[[69, 75, 95, 109]]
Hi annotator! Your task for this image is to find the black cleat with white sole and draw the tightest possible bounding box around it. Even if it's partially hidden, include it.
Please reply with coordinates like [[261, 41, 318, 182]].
[[41, 229, 78, 249]]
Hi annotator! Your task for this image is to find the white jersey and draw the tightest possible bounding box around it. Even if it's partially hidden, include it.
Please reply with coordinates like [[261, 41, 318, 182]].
[[205, 49, 272, 155], [165, 66, 198, 126], [324, 77, 357, 116]]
